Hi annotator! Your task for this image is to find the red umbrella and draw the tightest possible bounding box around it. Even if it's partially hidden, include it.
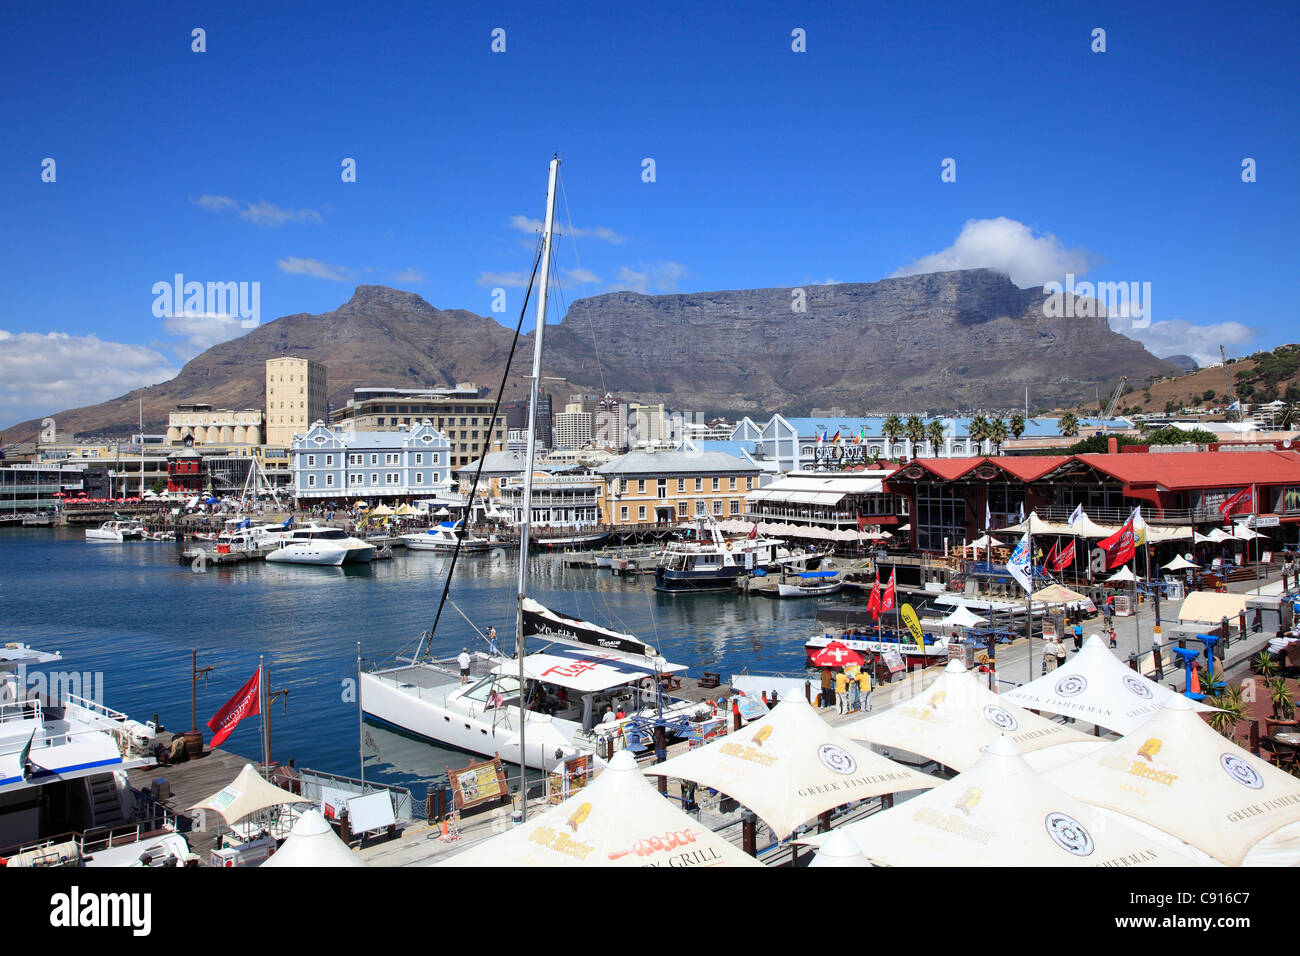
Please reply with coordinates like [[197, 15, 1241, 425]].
[[810, 641, 864, 668]]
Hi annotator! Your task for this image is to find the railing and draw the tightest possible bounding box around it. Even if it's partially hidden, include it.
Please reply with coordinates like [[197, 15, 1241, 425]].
[[296, 766, 417, 823], [0, 698, 42, 725], [1036, 504, 1285, 526], [0, 810, 183, 865]]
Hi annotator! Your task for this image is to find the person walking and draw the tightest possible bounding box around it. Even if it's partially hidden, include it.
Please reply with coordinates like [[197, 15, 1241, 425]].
[[857, 669, 872, 712], [1072, 621, 1084, 652], [835, 670, 850, 716], [1055, 641, 1067, 670]]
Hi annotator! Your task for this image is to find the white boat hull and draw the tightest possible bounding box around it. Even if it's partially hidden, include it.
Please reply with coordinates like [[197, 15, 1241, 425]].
[[266, 543, 374, 565], [777, 581, 843, 598]]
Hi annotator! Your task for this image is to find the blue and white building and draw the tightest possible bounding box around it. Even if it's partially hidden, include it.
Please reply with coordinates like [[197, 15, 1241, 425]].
[[291, 422, 453, 502]]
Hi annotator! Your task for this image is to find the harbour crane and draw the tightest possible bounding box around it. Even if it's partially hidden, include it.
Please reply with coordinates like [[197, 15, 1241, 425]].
[[1103, 376, 1128, 419]]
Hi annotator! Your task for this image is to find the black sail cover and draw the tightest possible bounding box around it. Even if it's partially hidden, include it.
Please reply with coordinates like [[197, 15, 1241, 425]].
[[520, 598, 657, 659]]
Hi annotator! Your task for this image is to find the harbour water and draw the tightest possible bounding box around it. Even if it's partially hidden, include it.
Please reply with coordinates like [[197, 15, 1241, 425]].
[[0, 528, 836, 800]]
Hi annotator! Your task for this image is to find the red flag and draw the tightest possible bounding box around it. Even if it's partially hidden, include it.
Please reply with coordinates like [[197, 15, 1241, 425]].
[[208, 668, 261, 749], [1098, 515, 1135, 570], [1219, 487, 1252, 520], [866, 574, 882, 620], [1052, 539, 1076, 572], [747, 523, 758, 540], [880, 569, 897, 613], [856, 516, 870, 531], [1043, 540, 1059, 572]]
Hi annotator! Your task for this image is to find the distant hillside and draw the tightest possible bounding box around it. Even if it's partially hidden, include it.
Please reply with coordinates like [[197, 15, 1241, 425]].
[[5, 270, 1181, 442]]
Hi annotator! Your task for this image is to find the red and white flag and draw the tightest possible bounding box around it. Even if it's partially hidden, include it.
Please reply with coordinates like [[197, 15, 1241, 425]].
[[867, 574, 882, 620], [208, 667, 261, 749], [1052, 538, 1076, 572], [880, 569, 897, 613], [747, 523, 758, 540], [1043, 540, 1059, 573], [1098, 514, 1136, 570], [1219, 486, 1253, 520]]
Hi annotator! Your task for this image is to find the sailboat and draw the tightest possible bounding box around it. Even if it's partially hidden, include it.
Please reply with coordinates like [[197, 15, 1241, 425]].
[[360, 157, 705, 771]]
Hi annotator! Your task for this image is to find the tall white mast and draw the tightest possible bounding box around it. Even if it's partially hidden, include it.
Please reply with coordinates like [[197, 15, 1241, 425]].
[[139, 398, 146, 498], [513, 154, 559, 820]]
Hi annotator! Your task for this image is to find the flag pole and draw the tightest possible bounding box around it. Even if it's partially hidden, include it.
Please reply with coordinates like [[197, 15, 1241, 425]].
[[1026, 527, 1034, 688], [357, 641, 364, 790], [259, 655, 268, 776]]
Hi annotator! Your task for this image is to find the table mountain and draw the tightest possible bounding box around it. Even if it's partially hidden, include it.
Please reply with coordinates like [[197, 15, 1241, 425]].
[[4, 270, 1179, 441]]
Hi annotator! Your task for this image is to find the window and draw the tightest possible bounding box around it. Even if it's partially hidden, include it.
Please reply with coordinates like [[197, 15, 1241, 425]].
[[620, 478, 629, 493], [307, 475, 316, 487], [620, 506, 628, 522], [730, 499, 740, 514], [326, 474, 334, 487], [638, 505, 646, 521], [696, 499, 706, 515], [387, 473, 399, 485], [657, 479, 667, 498], [729, 477, 737, 491], [712, 477, 720, 492], [637, 479, 645, 494], [370, 455, 378, 466], [694, 478, 702, 492], [307, 455, 315, 467], [677, 501, 688, 516], [415, 453, 423, 465], [677, 478, 685, 493], [746, 477, 753, 490], [371, 473, 379, 485], [326, 455, 334, 466]]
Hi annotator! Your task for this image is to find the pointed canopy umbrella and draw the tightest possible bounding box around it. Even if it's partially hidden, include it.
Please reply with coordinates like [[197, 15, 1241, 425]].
[[842, 660, 1095, 772], [965, 534, 997, 551], [188, 763, 313, 826], [370, 503, 395, 516], [1071, 512, 1120, 538], [1047, 695, 1300, 866], [260, 808, 365, 867], [801, 735, 1199, 867], [808, 829, 871, 867], [1205, 527, 1234, 543], [1105, 566, 1137, 583], [1162, 556, 1198, 572], [440, 750, 758, 867], [652, 697, 938, 840], [1001, 511, 1066, 535], [937, 606, 989, 629], [1232, 525, 1261, 540], [1030, 583, 1088, 605], [1003, 635, 1216, 734]]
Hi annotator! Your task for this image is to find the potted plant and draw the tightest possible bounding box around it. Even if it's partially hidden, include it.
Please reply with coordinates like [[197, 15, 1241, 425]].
[[1253, 651, 1280, 678], [1207, 684, 1246, 740], [1269, 677, 1297, 721]]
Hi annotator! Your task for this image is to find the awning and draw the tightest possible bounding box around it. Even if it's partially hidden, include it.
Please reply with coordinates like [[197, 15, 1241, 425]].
[[493, 646, 687, 693], [1177, 591, 1248, 624]]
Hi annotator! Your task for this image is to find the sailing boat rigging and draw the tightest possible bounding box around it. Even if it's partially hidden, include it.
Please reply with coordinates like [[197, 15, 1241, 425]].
[[359, 157, 705, 778]]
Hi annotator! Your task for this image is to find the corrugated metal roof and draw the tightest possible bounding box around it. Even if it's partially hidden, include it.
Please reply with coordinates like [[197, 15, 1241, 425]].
[[596, 451, 759, 475]]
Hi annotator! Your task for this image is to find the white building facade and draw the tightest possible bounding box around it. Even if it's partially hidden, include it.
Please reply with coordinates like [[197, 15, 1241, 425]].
[[291, 422, 452, 501]]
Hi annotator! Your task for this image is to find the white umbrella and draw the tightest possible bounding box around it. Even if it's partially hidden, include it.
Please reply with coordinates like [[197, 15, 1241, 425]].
[[843, 660, 1096, 772], [440, 750, 758, 867], [1047, 695, 1300, 866], [1232, 525, 1261, 540], [188, 763, 313, 826], [261, 809, 365, 867], [807, 829, 870, 867], [802, 735, 1199, 867], [1003, 635, 1216, 734], [1205, 527, 1234, 543], [937, 606, 988, 629], [1001, 511, 1065, 535], [1105, 565, 1137, 583], [652, 696, 938, 840], [1162, 556, 1198, 571]]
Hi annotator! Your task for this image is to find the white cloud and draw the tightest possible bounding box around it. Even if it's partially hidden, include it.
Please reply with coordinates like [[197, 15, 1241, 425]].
[[392, 267, 426, 283], [162, 313, 248, 361], [475, 271, 530, 288], [893, 217, 1099, 289], [193, 194, 322, 227], [1109, 316, 1256, 367], [563, 267, 601, 285], [608, 261, 687, 294], [277, 257, 355, 281], [508, 215, 625, 244], [0, 331, 178, 429]]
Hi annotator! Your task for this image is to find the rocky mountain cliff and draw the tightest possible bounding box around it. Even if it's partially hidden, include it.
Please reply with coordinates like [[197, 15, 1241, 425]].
[[4, 270, 1180, 441]]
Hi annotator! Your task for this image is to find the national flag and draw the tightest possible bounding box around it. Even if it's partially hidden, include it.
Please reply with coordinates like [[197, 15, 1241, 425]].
[[857, 516, 871, 531], [984, 500, 991, 530], [830, 429, 841, 444], [866, 574, 882, 620], [207, 667, 262, 749], [1131, 505, 1147, 545], [1052, 538, 1076, 572], [1006, 531, 1034, 593], [1067, 504, 1083, 530], [18, 728, 35, 780], [816, 430, 825, 445], [1017, 501, 1025, 523], [1219, 486, 1253, 519], [1098, 513, 1136, 569], [853, 430, 861, 445], [880, 569, 897, 613]]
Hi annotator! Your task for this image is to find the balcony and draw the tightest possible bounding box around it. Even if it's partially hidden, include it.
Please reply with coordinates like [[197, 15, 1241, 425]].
[[1036, 504, 1284, 526]]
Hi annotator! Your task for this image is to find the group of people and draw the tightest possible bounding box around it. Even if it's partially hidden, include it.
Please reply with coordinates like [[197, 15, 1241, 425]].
[[819, 666, 872, 715]]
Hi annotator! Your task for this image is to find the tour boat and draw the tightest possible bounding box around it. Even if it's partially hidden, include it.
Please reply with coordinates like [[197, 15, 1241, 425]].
[[84, 520, 145, 542], [265, 526, 376, 565], [775, 570, 843, 598], [401, 521, 496, 552]]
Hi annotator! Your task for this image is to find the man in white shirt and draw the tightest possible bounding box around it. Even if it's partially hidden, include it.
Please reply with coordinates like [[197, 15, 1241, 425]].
[[458, 648, 472, 685], [602, 706, 616, 725]]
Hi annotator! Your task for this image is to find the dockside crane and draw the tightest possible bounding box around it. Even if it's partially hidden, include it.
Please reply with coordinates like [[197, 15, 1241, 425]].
[[1103, 375, 1128, 419]]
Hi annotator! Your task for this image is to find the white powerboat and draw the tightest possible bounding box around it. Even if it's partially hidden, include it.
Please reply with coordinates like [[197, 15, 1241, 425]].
[[401, 521, 496, 552], [84, 520, 145, 542], [654, 516, 785, 592], [775, 570, 843, 597], [265, 526, 376, 565]]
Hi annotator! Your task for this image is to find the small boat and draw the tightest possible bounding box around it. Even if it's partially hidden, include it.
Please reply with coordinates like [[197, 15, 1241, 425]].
[[21, 513, 55, 527], [401, 521, 496, 552], [533, 529, 609, 550], [805, 626, 949, 669], [84, 520, 145, 542], [265, 526, 377, 565], [776, 570, 843, 598]]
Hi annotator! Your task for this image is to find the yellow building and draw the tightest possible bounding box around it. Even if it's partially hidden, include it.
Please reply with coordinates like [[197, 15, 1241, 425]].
[[167, 404, 263, 445], [266, 357, 327, 447], [595, 450, 759, 526]]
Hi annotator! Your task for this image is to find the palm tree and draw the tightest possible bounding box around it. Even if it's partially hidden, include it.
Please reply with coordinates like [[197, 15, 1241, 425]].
[[1009, 413, 1026, 440], [882, 414, 903, 458], [926, 419, 946, 456], [1058, 412, 1080, 437], [968, 415, 990, 455], [904, 415, 925, 457], [987, 417, 1009, 454]]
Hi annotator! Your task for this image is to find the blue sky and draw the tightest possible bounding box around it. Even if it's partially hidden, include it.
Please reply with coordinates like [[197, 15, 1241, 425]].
[[1, 0, 1296, 428]]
